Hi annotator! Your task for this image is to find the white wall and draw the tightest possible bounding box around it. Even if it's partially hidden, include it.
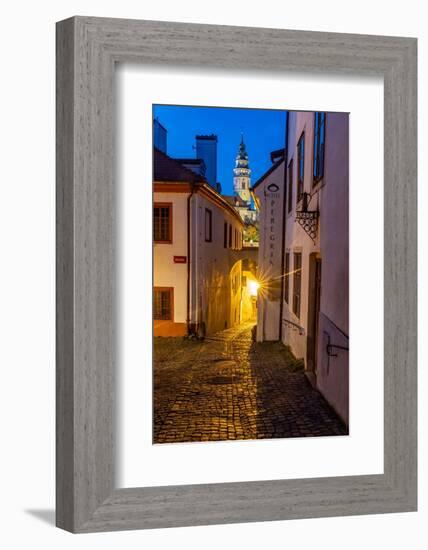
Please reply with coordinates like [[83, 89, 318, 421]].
[[281, 111, 350, 423], [282, 111, 317, 359], [1, 1, 426, 549], [153, 189, 243, 333], [154, 191, 189, 323], [254, 161, 285, 341], [316, 113, 350, 423], [192, 192, 243, 334]]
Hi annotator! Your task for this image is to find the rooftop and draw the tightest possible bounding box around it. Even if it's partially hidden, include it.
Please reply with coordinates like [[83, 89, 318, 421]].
[[251, 150, 286, 191], [270, 148, 286, 163], [154, 148, 206, 183], [195, 134, 218, 141], [223, 194, 250, 207], [153, 149, 243, 225], [174, 158, 206, 166]]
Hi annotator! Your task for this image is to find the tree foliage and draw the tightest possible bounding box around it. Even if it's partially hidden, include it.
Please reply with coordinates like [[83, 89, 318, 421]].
[[243, 220, 259, 242]]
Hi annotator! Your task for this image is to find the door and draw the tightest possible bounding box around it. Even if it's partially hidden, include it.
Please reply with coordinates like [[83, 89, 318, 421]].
[[306, 254, 322, 381]]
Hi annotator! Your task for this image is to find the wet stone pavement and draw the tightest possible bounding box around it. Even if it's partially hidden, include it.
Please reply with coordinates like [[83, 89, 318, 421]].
[[153, 322, 348, 443]]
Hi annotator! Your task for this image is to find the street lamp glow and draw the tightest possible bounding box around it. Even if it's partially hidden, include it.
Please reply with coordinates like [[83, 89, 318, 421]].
[[248, 280, 260, 296]]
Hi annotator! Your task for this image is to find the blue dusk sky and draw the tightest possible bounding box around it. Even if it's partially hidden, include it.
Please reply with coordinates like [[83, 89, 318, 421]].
[[153, 104, 287, 195]]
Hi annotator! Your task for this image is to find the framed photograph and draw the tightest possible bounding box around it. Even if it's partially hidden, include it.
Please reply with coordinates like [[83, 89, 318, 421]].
[[56, 16, 417, 532], [150, 105, 349, 446]]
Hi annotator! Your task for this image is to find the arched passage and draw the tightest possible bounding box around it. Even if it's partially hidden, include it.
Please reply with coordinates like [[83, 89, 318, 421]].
[[228, 248, 259, 328]]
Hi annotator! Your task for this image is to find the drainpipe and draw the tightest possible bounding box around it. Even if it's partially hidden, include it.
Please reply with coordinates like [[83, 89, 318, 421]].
[[279, 113, 289, 343], [186, 183, 196, 335]]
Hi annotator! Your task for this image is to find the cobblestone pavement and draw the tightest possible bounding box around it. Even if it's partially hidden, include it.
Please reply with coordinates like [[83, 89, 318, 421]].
[[153, 322, 347, 443]]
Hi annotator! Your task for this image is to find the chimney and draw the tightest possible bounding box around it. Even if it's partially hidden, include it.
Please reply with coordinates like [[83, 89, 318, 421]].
[[195, 134, 218, 188]]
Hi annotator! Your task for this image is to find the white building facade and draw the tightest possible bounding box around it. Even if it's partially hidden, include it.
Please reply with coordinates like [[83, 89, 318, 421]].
[[252, 152, 286, 341], [283, 111, 349, 424], [153, 149, 245, 337], [255, 112, 349, 425]]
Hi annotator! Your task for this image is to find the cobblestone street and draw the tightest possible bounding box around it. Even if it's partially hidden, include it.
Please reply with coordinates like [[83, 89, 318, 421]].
[[154, 322, 347, 443]]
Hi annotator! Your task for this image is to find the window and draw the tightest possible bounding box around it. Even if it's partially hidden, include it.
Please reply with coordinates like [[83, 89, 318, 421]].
[[292, 253, 302, 318], [287, 159, 293, 213], [153, 288, 173, 320], [224, 221, 228, 248], [153, 203, 172, 242], [313, 112, 326, 183], [284, 252, 290, 303], [297, 132, 305, 202], [205, 208, 212, 242], [228, 224, 232, 248]]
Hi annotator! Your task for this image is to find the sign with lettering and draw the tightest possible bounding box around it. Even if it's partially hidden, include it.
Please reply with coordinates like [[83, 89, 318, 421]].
[[267, 183, 279, 192], [262, 181, 283, 301], [173, 256, 187, 264]]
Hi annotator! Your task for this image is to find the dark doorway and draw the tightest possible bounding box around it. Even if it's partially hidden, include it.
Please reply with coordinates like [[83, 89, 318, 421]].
[[306, 254, 322, 385]]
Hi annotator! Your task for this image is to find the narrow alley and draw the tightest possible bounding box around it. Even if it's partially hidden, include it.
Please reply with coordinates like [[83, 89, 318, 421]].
[[153, 322, 347, 443]]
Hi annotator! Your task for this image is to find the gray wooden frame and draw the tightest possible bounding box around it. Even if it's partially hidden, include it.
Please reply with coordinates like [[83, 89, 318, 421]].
[[56, 16, 417, 533]]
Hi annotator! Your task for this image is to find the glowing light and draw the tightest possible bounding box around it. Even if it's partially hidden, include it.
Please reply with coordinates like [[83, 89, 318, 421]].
[[248, 280, 260, 296]]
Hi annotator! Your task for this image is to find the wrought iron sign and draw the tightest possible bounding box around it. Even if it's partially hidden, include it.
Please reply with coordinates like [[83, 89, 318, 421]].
[[295, 192, 319, 242]]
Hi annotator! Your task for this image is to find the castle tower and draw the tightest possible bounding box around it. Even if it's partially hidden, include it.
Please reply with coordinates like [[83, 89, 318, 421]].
[[233, 134, 251, 204]]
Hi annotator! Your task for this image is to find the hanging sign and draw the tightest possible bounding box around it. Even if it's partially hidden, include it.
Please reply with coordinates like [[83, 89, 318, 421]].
[[173, 256, 187, 264]]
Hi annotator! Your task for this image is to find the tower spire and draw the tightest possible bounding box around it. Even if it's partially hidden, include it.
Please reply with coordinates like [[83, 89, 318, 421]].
[[233, 134, 251, 204]]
